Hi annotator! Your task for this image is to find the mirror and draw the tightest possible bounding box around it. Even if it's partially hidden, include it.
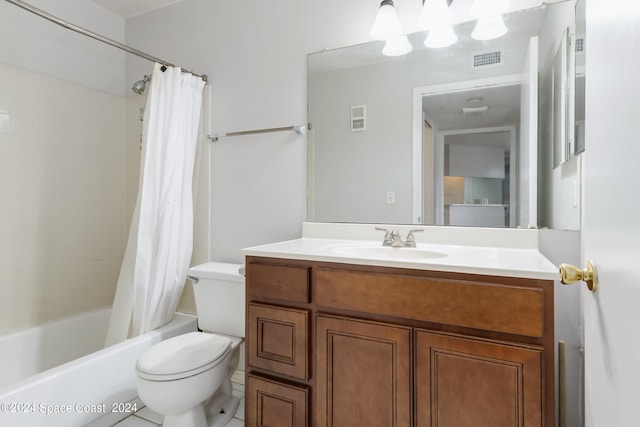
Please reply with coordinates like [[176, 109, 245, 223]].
[[553, 0, 585, 167], [574, 0, 586, 155], [308, 0, 580, 229], [552, 27, 571, 168]]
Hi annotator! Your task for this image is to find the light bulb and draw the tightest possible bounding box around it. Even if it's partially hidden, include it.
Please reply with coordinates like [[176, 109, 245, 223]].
[[418, 0, 454, 31], [370, 0, 403, 40], [471, 15, 508, 40], [383, 35, 413, 56], [424, 25, 457, 48]]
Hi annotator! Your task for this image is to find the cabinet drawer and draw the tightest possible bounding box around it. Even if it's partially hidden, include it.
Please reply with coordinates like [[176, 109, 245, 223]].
[[247, 261, 310, 303], [246, 374, 309, 427], [248, 303, 310, 380], [315, 268, 545, 337]]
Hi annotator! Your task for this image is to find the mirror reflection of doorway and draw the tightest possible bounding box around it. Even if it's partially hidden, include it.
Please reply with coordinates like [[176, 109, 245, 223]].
[[415, 35, 539, 228], [422, 119, 434, 225], [418, 76, 537, 228], [420, 80, 521, 227], [442, 129, 514, 227]]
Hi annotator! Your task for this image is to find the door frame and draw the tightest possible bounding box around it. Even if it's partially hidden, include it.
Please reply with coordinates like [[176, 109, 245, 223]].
[[412, 74, 522, 225]]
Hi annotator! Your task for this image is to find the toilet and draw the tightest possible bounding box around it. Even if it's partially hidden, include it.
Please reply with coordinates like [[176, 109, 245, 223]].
[[135, 262, 245, 427]]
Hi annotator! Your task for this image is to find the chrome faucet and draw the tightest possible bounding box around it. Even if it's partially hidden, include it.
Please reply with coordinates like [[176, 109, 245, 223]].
[[375, 227, 424, 247], [403, 229, 423, 247], [375, 227, 395, 246]]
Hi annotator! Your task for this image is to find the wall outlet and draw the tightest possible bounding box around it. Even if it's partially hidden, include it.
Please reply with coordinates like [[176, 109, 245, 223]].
[[386, 191, 396, 205]]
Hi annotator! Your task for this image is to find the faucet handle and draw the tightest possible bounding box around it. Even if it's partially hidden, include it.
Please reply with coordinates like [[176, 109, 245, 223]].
[[375, 227, 393, 246], [404, 229, 424, 247]]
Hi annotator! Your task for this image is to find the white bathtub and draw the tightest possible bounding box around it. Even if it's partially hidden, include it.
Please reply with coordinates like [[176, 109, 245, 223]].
[[0, 308, 197, 427]]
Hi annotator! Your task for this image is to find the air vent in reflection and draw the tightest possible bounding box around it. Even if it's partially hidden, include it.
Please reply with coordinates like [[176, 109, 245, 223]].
[[471, 49, 504, 69], [350, 105, 366, 132]]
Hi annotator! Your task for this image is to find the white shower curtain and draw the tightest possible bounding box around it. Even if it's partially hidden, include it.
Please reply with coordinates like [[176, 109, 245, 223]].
[[105, 63, 205, 346]]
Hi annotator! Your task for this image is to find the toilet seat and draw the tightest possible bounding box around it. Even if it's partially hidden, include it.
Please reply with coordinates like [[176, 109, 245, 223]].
[[136, 332, 231, 381]]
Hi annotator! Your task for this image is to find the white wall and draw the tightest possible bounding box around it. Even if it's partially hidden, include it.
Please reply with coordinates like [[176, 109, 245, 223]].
[[537, 0, 581, 230], [448, 144, 505, 179], [308, 60, 413, 224], [125, 0, 379, 263], [538, 229, 582, 427], [0, 0, 126, 97]]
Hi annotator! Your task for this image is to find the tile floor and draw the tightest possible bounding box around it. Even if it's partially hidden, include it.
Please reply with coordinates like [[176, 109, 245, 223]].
[[111, 376, 245, 427]]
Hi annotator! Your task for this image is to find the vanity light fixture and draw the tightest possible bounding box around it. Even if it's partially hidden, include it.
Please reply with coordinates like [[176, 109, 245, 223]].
[[469, 0, 510, 40], [418, 0, 454, 31], [371, 0, 510, 55], [471, 14, 508, 40], [371, 0, 413, 56], [424, 25, 458, 48], [370, 0, 404, 41], [383, 35, 413, 56], [420, 0, 457, 48]]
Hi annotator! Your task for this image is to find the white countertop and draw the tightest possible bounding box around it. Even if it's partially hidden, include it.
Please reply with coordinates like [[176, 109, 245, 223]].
[[242, 223, 559, 280]]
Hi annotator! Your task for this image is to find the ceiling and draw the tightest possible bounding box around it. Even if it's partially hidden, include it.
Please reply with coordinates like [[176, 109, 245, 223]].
[[92, 0, 547, 19], [88, 0, 185, 17], [423, 83, 522, 132]]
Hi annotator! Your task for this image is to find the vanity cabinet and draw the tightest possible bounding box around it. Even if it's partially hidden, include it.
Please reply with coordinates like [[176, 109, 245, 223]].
[[245, 260, 312, 427], [316, 314, 411, 427], [245, 256, 554, 427], [247, 302, 309, 380], [414, 331, 543, 427], [246, 374, 309, 427]]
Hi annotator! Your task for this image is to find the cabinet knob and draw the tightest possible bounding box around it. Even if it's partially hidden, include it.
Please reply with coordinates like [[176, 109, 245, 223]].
[[559, 261, 598, 292]]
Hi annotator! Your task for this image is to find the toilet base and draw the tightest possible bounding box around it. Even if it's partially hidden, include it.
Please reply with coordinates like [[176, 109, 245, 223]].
[[206, 394, 240, 427], [162, 403, 207, 427], [159, 394, 239, 427]]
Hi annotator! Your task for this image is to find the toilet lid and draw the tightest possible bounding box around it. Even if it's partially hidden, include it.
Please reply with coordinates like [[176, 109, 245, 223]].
[[136, 332, 231, 378]]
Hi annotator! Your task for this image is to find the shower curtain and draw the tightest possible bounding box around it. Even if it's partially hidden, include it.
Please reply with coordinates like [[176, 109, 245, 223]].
[[105, 63, 206, 346]]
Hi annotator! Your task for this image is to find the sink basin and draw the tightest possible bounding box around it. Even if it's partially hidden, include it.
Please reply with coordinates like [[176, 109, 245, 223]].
[[329, 245, 446, 261]]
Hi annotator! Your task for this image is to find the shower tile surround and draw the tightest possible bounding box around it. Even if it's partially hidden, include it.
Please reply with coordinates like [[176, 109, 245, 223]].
[[0, 63, 128, 334]]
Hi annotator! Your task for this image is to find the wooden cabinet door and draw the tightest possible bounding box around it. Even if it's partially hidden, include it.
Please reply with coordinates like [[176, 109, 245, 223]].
[[316, 315, 411, 427], [247, 303, 310, 380], [246, 374, 309, 427], [415, 330, 543, 427]]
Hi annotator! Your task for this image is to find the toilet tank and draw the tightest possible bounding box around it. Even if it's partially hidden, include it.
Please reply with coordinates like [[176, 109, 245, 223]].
[[188, 262, 245, 338]]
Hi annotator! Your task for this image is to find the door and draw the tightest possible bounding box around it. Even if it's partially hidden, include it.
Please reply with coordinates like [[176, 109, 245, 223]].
[[316, 315, 411, 427], [422, 118, 434, 224], [415, 330, 543, 427], [582, 0, 640, 425], [519, 36, 538, 228]]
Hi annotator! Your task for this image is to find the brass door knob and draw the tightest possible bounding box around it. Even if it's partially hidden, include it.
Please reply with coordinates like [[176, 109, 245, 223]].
[[558, 261, 598, 292]]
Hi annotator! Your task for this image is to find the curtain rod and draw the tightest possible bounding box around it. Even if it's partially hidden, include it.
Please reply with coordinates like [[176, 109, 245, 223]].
[[4, 0, 207, 83]]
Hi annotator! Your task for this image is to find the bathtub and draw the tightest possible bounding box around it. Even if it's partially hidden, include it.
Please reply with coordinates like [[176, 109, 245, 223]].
[[0, 308, 197, 427]]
